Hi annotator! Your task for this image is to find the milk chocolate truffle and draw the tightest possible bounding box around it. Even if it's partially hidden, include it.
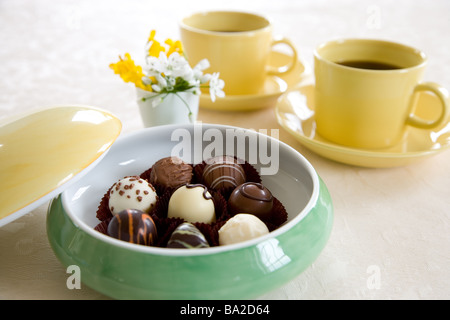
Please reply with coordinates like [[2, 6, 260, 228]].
[[202, 155, 246, 191], [107, 209, 158, 246], [218, 214, 269, 246], [167, 184, 215, 224], [150, 156, 193, 191], [167, 222, 210, 249], [228, 182, 274, 220], [108, 176, 157, 215]]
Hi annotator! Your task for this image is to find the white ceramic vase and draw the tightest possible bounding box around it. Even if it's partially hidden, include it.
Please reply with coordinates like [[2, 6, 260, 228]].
[[136, 88, 200, 127]]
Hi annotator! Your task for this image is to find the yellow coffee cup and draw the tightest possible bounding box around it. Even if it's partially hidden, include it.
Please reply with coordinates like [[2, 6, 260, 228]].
[[179, 11, 298, 96], [314, 39, 449, 149]]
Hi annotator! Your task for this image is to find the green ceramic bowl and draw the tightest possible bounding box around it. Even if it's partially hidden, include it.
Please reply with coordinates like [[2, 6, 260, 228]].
[[47, 123, 333, 299]]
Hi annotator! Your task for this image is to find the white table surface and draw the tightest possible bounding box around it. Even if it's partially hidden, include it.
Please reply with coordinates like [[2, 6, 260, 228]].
[[0, 0, 449, 300]]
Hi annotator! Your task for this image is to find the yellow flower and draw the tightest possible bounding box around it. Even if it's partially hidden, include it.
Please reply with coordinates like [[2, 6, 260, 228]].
[[146, 30, 183, 58], [147, 30, 167, 58], [147, 30, 156, 42], [165, 39, 184, 56], [109, 30, 192, 92], [109, 53, 152, 91], [148, 40, 166, 58]]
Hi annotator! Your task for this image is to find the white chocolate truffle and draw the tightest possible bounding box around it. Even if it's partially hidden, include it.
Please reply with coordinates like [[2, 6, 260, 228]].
[[108, 176, 157, 215], [218, 214, 269, 246], [167, 184, 215, 224]]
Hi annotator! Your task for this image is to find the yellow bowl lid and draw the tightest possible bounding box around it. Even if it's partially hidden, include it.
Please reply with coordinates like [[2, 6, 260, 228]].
[[0, 105, 122, 226]]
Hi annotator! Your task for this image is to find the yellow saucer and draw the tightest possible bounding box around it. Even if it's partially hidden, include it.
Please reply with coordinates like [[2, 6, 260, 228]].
[[0, 105, 122, 226], [200, 51, 309, 111], [276, 83, 450, 168]]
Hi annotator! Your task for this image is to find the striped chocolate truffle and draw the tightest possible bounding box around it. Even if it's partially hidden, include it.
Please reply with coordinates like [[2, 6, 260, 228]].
[[202, 155, 246, 191], [167, 222, 210, 249], [107, 209, 158, 246]]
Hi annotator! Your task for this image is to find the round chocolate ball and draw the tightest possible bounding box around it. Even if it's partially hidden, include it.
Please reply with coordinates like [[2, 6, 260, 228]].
[[107, 209, 158, 246], [202, 155, 246, 192], [167, 184, 216, 224], [167, 222, 210, 249], [149, 156, 193, 191], [218, 213, 269, 246], [108, 176, 157, 215], [227, 182, 274, 220]]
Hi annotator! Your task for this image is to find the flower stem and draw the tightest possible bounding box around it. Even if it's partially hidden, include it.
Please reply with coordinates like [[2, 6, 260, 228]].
[[139, 92, 195, 123], [141, 92, 161, 102], [174, 92, 194, 123]]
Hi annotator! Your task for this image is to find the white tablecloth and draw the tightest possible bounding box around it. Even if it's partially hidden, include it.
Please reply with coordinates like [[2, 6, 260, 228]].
[[0, 0, 449, 300]]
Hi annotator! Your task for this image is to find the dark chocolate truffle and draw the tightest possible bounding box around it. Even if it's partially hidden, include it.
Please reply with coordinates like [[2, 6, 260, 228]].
[[167, 222, 210, 249], [107, 209, 157, 246], [227, 182, 274, 220], [202, 155, 246, 191]]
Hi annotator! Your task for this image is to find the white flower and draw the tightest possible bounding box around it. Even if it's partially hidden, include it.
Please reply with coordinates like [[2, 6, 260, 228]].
[[167, 76, 176, 89], [208, 72, 225, 102], [151, 74, 167, 92], [145, 53, 168, 76], [166, 52, 191, 79], [192, 59, 211, 84], [194, 59, 210, 71], [142, 47, 225, 104]]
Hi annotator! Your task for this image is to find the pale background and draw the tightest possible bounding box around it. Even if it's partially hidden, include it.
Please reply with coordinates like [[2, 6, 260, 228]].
[[0, 0, 449, 299]]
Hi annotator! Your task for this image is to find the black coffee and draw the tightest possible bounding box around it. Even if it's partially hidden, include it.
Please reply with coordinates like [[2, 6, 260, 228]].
[[337, 60, 402, 70]]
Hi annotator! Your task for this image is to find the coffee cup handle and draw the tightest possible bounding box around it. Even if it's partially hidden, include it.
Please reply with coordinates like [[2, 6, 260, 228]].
[[267, 37, 299, 75], [406, 82, 449, 129]]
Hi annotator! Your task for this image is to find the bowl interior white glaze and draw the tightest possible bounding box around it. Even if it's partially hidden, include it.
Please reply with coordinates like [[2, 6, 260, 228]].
[[61, 123, 318, 254]]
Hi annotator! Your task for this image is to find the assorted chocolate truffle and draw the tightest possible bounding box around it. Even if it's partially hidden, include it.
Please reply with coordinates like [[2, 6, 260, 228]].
[[168, 184, 216, 224], [227, 182, 274, 220], [95, 155, 287, 249], [108, 176, 157, 215], [202, 155, 246, 192], [218, 214, 269, 246], [107, 209, 158, 246], [149, 156, 193, 191], [167, 222, 210, 249]]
